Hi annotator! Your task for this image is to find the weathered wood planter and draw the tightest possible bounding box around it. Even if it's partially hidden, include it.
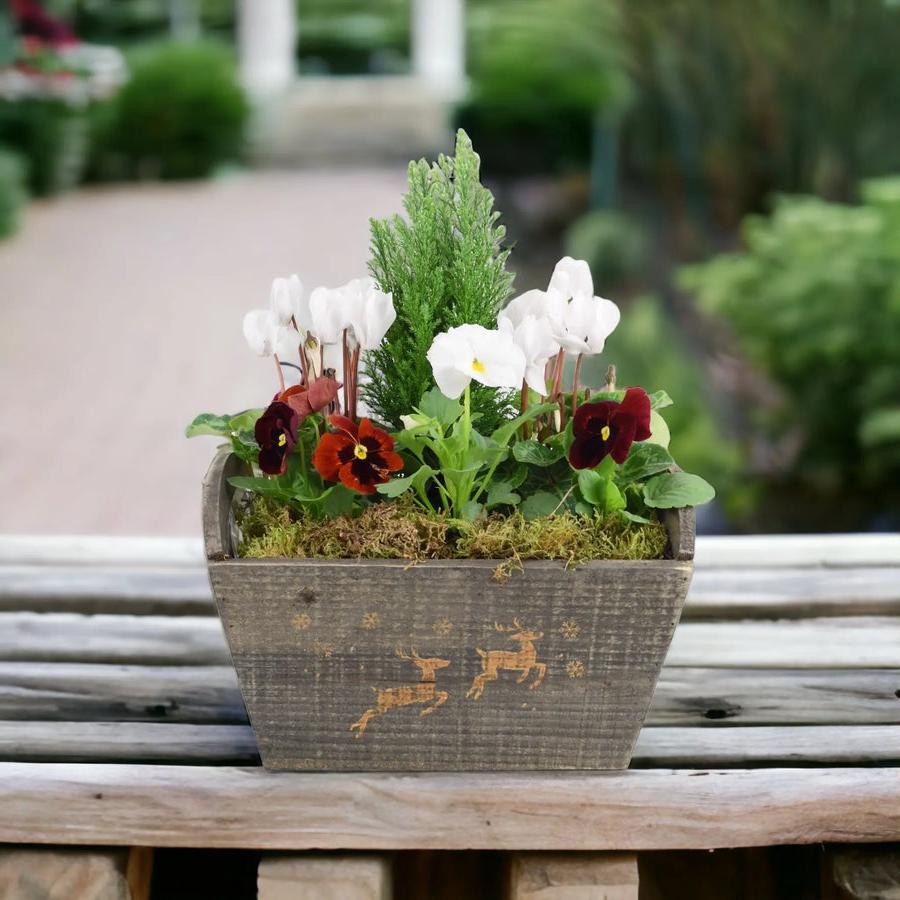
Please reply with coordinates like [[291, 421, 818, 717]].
[[203, 448, 695, 771]]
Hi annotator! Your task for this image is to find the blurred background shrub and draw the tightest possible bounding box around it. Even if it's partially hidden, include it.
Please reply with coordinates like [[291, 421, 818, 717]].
[[681, 178, 900, 529], [564, 210, 646, 290], [89, 40, 248, 180], [0, 146, 27, 237]]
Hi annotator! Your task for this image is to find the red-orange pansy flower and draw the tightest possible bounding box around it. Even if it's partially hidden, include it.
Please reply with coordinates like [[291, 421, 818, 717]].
[[312, 416, 403, 494]]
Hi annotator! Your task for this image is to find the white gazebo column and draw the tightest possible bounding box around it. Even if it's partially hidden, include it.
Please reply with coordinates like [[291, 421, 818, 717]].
[[411, 0, 466, 99], [238, 0, 296, 99]]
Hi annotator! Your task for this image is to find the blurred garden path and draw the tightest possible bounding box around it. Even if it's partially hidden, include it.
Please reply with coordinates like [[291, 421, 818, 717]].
[[0, 170, 407, 535]]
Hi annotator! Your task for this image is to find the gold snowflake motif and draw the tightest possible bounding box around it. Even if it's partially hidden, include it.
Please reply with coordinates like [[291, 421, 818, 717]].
[[566, 659, 586, 679], [432, 617, 454, 637], [559, 619, 580, 640], [361, 612, 380, 630], [291, 612, 312, 632], [313, 640, 335, 659]]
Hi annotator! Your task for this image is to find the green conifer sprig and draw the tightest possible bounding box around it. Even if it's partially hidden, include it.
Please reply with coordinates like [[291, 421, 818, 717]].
[[363, 130, 515, 429]]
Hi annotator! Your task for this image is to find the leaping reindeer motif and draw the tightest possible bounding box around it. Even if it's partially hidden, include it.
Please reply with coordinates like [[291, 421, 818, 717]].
[[350, 648, 450, 738], [466, 618, 546, 700]]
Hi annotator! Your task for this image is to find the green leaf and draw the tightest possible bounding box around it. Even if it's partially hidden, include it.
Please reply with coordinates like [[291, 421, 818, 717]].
[[643, 472, 716, 508], [520, 491, 561, 520], [227, 475, 292, 499], [490, 402, 559, 448], [486, 480, 521, 509], [616, 443, 675, 484], [228, 409, 263, 432], [322, 483, 356, 518], [617, 509, 653, 525], [461, 500, 484, 521], [512, 439, 566, 467], [648, 390, 673, 410], [416, 388, 463, 427], [646, 409, 671, 449], [185, 413, 231, 438], [376, 465, 436, 498], [578, 470, 626, 513]]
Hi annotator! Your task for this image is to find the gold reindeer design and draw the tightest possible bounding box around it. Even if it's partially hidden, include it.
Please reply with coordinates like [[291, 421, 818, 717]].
[[350, 648, 450, 738], [466, 618, 546, 700]]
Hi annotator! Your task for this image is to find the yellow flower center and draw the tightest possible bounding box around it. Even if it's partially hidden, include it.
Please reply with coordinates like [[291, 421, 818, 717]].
[[600, 425, 611, 441], [354, 443, 368, 460], [472, 358, 486, 374], [277, 434, 287, 447]]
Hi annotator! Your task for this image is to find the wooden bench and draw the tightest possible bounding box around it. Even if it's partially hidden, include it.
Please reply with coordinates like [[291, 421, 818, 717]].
[[0, 533, 898, 897]]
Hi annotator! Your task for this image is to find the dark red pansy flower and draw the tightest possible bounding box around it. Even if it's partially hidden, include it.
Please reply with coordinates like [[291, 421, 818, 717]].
[[255, 400, 298, 475], [278, 375, 341, 421], [312, 416, 403, 495], [568, 387, 652, 470]]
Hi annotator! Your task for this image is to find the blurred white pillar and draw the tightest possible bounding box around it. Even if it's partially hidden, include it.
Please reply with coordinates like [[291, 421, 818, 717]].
[[411, 0, 465, 99], [238, 0, 296, 99]]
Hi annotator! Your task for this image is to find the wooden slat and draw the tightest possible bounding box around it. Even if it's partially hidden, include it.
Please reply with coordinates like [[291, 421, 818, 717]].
[[694, 535, 900, 569], [0, 764, 897, 849], [1, 721, 897, 768], [0, 613, 229, 665], [666, 617, 900, 668], [0, 566, 213, 615], [0, 662, 245, 723], [0, 663, 895, 727], [0, 722, 259, 764], [649, 668, 900, 726], [684, 568, 900, 619], [632, 726, 900, 767], [0, 536, 205, 567]]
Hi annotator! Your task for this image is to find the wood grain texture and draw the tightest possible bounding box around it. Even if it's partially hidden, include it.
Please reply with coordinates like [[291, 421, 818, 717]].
[[665, 617, 900, 668], [211, 558, 692, 770], [508, 852, 639, 900], [0, 764, 898, 850], [0, 613, 229, 665], [693, 534, 900, 569]]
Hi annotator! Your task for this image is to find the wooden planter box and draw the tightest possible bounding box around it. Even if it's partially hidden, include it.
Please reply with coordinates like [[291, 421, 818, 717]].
[[203, 448, 695, 771]]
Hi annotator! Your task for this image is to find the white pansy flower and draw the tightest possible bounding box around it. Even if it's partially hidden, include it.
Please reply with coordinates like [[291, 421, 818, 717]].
[[269, 274, 310, 330], [427, 324, 526, 400], [499, 314, 559, 394], [342, 277, 396, 349], [242, 309, 301, 358]]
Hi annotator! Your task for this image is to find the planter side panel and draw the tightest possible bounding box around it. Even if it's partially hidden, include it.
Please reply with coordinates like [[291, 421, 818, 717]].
[[209, 558, 692, 771]]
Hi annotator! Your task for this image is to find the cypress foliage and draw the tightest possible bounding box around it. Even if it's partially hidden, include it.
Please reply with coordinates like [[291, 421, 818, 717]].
[[363, 130, 515, 429]]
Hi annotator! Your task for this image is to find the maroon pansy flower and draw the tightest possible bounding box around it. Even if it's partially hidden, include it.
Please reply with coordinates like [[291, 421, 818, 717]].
[[568, 387, 652, 470], [255, 400, 298, 475], [312, 416, 403, 494]]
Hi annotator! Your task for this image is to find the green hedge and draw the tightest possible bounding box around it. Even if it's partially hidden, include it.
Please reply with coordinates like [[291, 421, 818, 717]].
[[0, 146, 27, 239]]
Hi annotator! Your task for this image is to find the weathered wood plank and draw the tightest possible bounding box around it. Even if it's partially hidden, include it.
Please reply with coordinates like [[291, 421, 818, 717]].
[[666, 617, 900, 668], [832, 846, 900, 899], [650, 668, 900, 726], [0, 662, 894, 728], [0, 722, 259, 763], [632, 726, 900, 767], [257, 855, 392, 900], [684, 568, 900, 619], [694, 535, 900, 569], [0, 662, 245, 723], [0, 764, 897, 849], [1, 721, 897, 767], [509, 853, 639, 900], [0, 613, 229, 665], [0, 535, 205, 567], [0, 565, 213, 615]]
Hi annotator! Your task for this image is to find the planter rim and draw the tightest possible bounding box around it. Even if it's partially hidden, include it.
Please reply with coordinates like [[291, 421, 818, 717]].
[[203, 447, 696, 566]]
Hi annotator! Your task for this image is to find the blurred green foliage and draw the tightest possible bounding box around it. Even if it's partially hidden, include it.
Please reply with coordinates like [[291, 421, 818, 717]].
[[620, 0, 900, 224], [0, 100, 89, 196], [65, 0, 234, 43], [583, 295, 744, 516], [0, 146, 27, 239], [680, 178, 900, 524], [565, 210, 646, 290], [459, 0, 631, 174], [91, 41, 248, 180]]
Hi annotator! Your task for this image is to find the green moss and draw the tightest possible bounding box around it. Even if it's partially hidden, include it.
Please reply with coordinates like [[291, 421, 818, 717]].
[[237, 497, 668, 569]]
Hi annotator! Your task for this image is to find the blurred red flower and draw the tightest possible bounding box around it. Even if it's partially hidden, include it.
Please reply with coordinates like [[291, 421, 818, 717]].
[[313, 416, 403, 494]]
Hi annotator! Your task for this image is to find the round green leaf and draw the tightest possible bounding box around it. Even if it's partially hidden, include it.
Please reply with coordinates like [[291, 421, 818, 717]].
[[643, 472, 716, 508]]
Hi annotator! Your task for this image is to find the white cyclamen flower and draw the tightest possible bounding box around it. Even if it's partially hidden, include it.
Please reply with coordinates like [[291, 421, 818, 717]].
[[342, 277, 396, 349], [427, 324, 526, 400], [498, 314, 559, 394], [269, 274, 310, 330], [547, 256, 620, 355], [242, 309, 301, 358], [308, 285, 349, 345]]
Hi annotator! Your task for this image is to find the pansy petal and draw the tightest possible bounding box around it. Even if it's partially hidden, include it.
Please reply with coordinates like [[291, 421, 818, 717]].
[[617, 387, 652, 440], [568, 434, 605, 470], [328, 415, 359, 440], [312, 432, 352, 481]]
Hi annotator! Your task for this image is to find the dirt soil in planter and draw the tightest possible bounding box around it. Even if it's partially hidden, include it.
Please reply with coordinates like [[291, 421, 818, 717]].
[[238, 497, 668, 574]]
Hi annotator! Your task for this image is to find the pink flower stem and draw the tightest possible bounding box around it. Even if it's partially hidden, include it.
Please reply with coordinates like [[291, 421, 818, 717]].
[[273, 355, 286, 393], [520, 378, 529, 439], [349, 346, 361, 421], [341, 330, 350, 416], [291, 316, 309, 386], [571, 352, 584, 417]]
